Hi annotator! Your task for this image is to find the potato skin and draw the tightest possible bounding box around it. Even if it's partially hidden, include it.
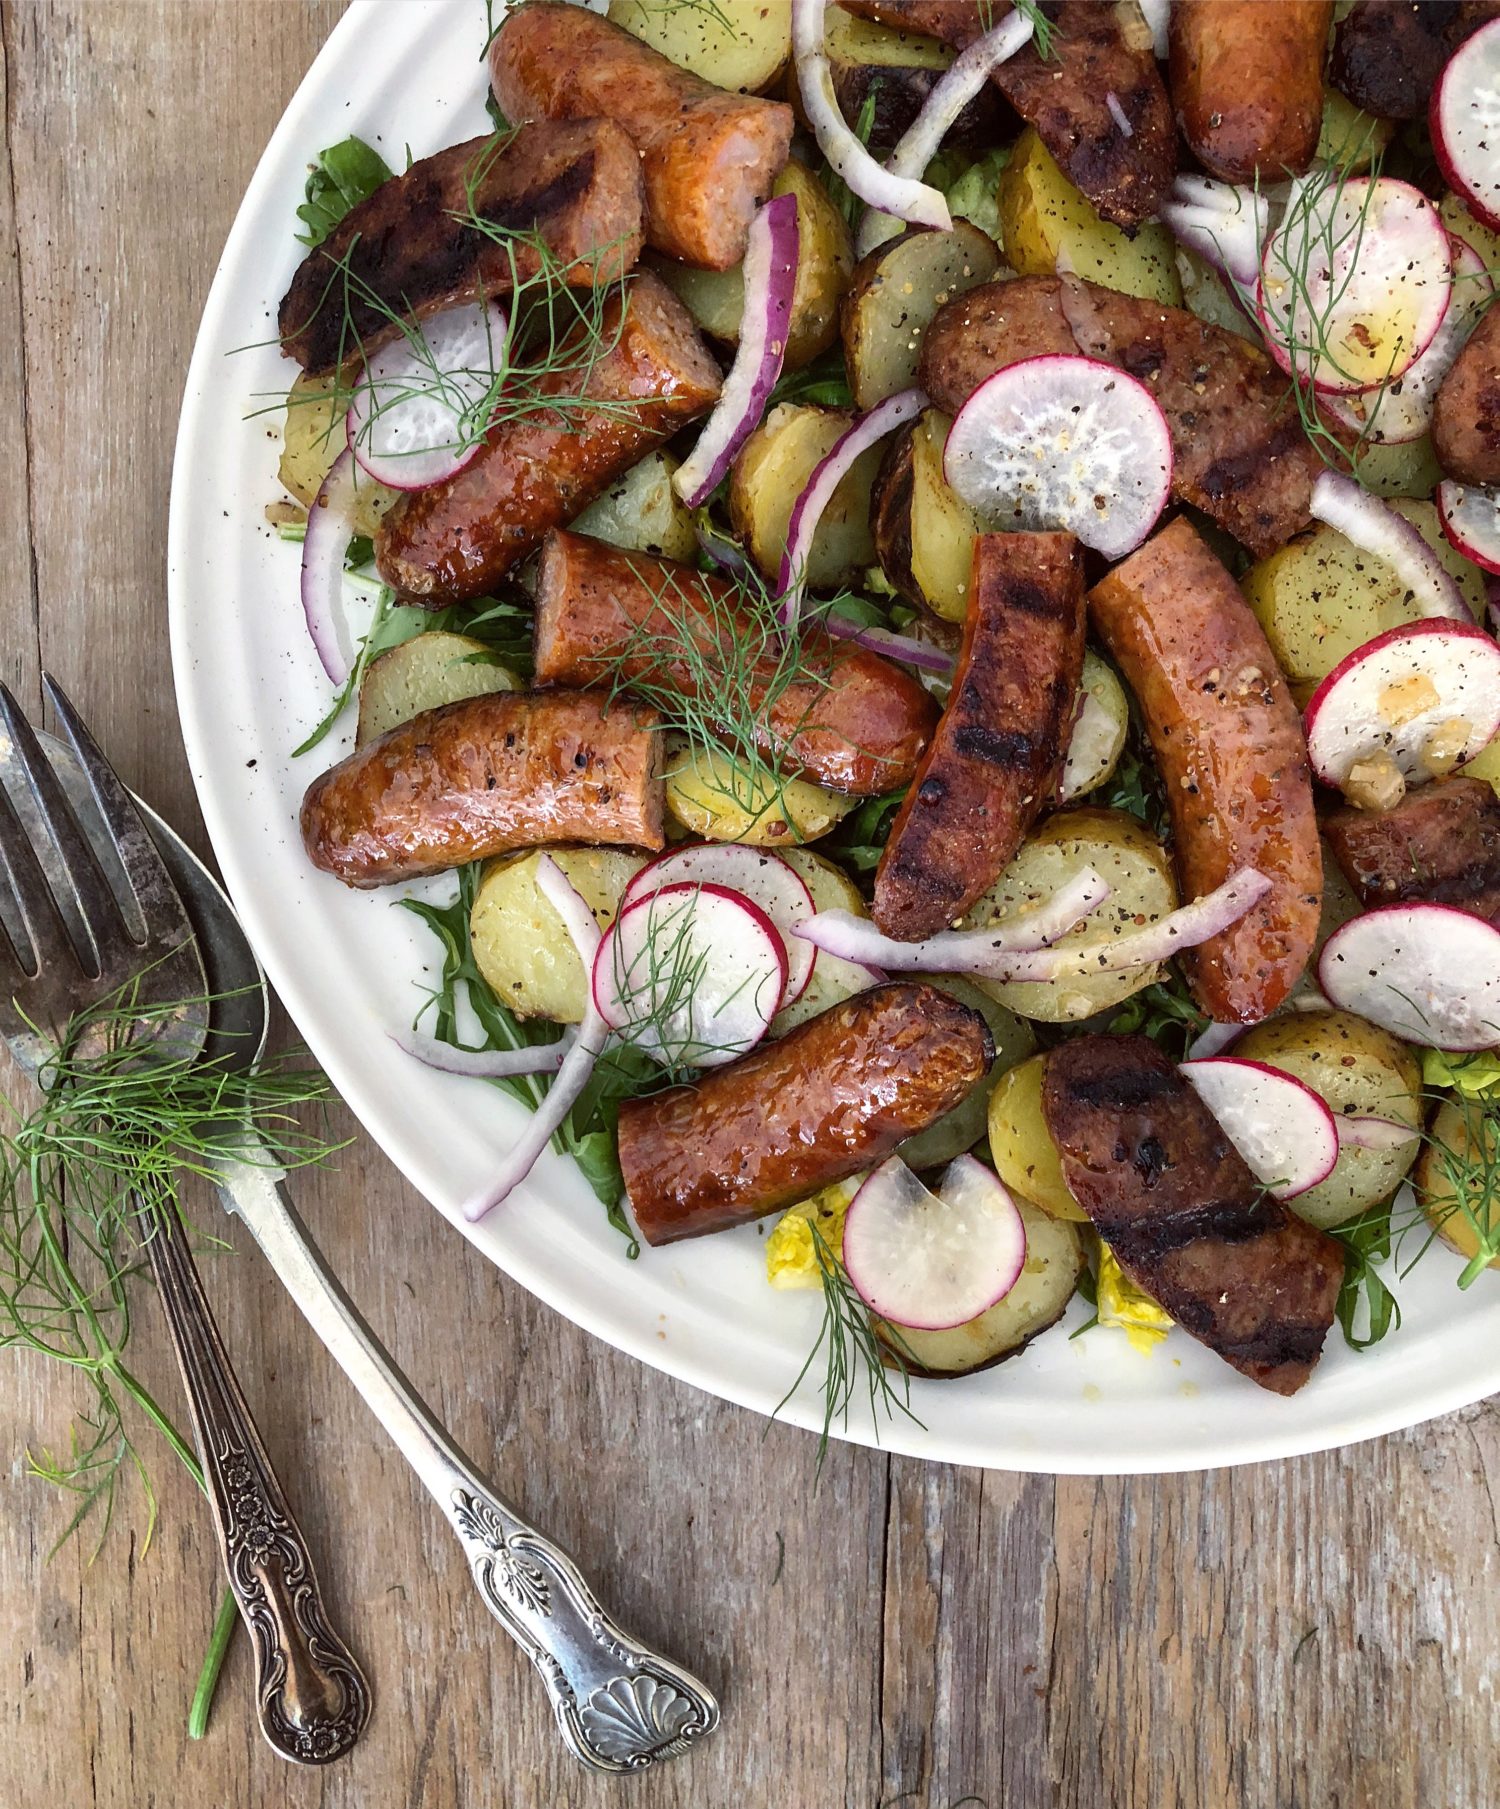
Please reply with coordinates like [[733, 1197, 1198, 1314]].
[[802, 5, 1001, 154], [988, 1053, 1089, 1224], [729, 404, 883, 589], [1416, 1098, 1500, 1270], [1170, 0, 1333, 182]]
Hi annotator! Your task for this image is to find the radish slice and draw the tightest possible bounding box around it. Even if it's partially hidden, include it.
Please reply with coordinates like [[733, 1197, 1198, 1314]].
[[1437, 480, 1500, 577], [1302, 619, 1500, 792], [393, 1028, 573, 1079], [777, 388, 927, 626], [1432, 14, 1500, 234], [1337, 1113, 1419, 1152], [1257, 176, 1453, 395], [1319, 902, 1500, 1051], [1160, 174, 1271, 293], [593, 881, 787, 1069], [346, 301, 504, 491], [841, 1154, 1028, 1331], [300, 448, 362, 683], [792, 0, 951, 234], [674, 194, 800, 509], [943, 355, 1172, 559], [1327, 237, 1494, 444], [1179, 1058, 1341, 1200], [1186, 1021, 1244, 1060], [1309, 471, 1469, 621], [623, 845, 817, 1008]]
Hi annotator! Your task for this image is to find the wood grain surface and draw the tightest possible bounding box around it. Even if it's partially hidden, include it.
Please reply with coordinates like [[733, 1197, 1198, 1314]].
[[0, 5, 1497, 1806]]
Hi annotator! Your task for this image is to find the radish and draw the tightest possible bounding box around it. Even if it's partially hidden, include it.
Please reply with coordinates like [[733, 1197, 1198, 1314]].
[[1319, 902, 1500, 1051], [1432, 15, 1500, 234], [1179, 1058, 1340, 1200], [346, 301, 505, 490], [1308, 471, 1469, 621], [623, 844, 817, 1008], [840, 1154, 1028, 1331], [592, 881, 787, 1069], [1302, 620, 1500, 793], [1437, 481, 1500, 577], [942, 355, 1172, 559], [300, 447, 362, 682], [1257, 175, 1452, 395], [1336, 1114, 1419, 1153]]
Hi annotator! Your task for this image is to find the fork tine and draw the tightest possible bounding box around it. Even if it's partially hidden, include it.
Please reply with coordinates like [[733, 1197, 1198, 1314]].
[[0, 772, 77, 986], [42, 675, 193, 950]]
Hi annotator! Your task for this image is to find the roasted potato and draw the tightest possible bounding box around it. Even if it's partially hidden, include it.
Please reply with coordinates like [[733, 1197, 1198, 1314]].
[[1416, 1098, 1500, 1272], [771, 848, 875, 1034], [965, 808, 1178, 1023], [355, 632, 520, 747], [875, 1198, 1086, 1376], [608, 0, 789, 92], [663, 740, 855, 847], [280, 372, 397, 536], [654, 160, 853, 369], [1174, 247, 1260, 343], [1231, 1010, 1424, 1229], [569, 449, 696, 562], [870, 408, 980, 623], [1315, 88, 1395, 173], [729, 403, 882, 588], [895, 978, 1035, 1172], [842, 223, 1004, 411], [1058, 652, 1129, 803], [998, 127, 1182, 305], [469, 846, 647, 1022], [987, 1051, 1088, 1223]]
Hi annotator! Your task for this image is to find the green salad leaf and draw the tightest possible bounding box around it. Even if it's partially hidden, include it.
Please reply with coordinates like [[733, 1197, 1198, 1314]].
[[295, 136, 394, 248]]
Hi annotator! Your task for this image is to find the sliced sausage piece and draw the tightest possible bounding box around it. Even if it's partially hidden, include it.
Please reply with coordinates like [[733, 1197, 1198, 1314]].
[[1088, 517, 1322, 1023], [873, 531, 1086, 940], [489, 3, 793, 270], [840, 0, 1175, 228], [300, 690, 664, 887], [531, 530, 938, 796], [1324, 775, 1500, 924], [374, 274, 719, 606], [1170, 1, 1333, 181], [1042, 1036, 1344, 1396], [619, 983, 993, 1245], [919, 274, 1330, 558], [279, 123, 645, 376], [1432, 305, 1500, 489], [1330, 0, 1500, 121]]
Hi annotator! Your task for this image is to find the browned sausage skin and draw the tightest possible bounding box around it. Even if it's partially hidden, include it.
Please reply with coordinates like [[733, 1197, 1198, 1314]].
[[374, 273, 720, 606], [1170, 0, 1333, 182], [490, 3, 793, 269], [619, 983, 993, 1246], [1432, 304, 1500, 488], [1087, 518, 1322, 1024], [1324, 775, 1500, 925], [279, 123, 645, 377], [873, 530, 1086, 941], [300, 690, 665, 887], [1042, 1036, 1343, 1396], [1330, 0, 1500, 121]]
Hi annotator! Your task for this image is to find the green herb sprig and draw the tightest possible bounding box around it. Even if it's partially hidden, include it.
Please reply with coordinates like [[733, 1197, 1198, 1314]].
[[295, 137, 393, 249]]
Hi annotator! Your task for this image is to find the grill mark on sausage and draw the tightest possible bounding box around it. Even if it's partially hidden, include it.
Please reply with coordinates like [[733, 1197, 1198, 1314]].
[[1324, 775, 1500, 926]]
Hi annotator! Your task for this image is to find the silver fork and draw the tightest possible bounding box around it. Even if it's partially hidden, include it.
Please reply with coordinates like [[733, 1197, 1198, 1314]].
[[0, 678, 370, 1765]]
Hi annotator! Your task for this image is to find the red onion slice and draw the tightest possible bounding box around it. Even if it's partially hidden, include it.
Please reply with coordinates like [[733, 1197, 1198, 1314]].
[[823, 611, 954, 674], [394, 1028, 574, 1078], [1159, 174, 1270, 293], [674, 193, 800, 509], [1310, 471, 1470, 620], [300, 448, 362, 683], [1337, 1113, 1419, 1152]]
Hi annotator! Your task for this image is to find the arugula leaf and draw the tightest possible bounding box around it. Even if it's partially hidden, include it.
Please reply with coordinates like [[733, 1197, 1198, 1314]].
[[1107, 976, 1208, 1059], [769, 347, 854, 411], [295, 137, 394, 248], [825, 789, 907, 875]]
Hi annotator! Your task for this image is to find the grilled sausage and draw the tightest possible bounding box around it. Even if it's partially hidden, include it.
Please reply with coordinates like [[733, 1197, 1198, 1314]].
[[1088, 517, 1322, 1023], [531, 530, 938, 796], [1170, 1, 1333, 182], [279, 123, 645, 376], [619, 983, 993, 1245], [300, 690, 664, 887], [1042, 1036, 1343, 1395], [490, 3, 793, 270], [375, 274, 720, 606], [1432, 304, 1500, 488], [1324, 775, 1500, 924], [1330, 0, 1500, 121], [873, 531, 1086, 941], [839, 0, 1175, 228], [920, 275, 1329, 558]]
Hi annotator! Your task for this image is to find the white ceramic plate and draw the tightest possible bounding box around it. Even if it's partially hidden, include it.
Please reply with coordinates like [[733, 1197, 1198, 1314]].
[[168, 0, 1500, 1473]]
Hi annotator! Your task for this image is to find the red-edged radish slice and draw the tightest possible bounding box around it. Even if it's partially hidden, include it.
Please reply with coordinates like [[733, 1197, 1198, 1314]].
[[623, 844, 817, 1008], [1309, 471, 1470, 621], [346, 301, 505, 491], [674, 194, 800, 508], [1327, 236, 1494, 443], [1319, 902, 1500, 1051], [1186, 1021, 1244, 1060], [1302, 620, 1500, 793], [841, 1154, 1028, 1331], [300, 448, 362, 683], [1437, 480, 1500, 577], [1179, 1057, 1340, 1200], [943, 355, 1172, 560], [1432, 14, 1500, 234], [593, 881, 787, 1069], [1257, 175, 1452, 395], [1337, 1113, 1419, 1153], [1160, 173, 1270, 293], [393, 1028, 574, 1079], [777, 388, 926, 626]]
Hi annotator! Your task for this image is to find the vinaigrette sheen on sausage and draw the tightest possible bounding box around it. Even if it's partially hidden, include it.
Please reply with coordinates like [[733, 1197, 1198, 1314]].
[[1169, 0, 1332, 182]]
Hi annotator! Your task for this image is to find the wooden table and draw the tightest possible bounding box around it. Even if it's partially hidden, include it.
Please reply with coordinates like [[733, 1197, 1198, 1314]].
[[1, 5, 1497, 1805]]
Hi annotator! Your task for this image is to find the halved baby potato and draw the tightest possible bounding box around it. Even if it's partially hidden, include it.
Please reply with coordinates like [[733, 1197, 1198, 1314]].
[[729, 403, 882, 588], [1416, 1098, 1500, 1272], [987, 1051, 1089, 1224], [608, 0, 789, 92], [663, 740, 855, 847], [1058, 652, 1129, 802], [870, 408, 980, 623], [569, 449, 696, 562], [355, 633, 520, 747], [279, 372, 397, 537], [771, 848, 875, 1034]]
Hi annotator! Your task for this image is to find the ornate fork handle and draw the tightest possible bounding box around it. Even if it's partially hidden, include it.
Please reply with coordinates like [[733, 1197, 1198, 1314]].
[[140, 1201, 371, 1763], [209, 1149, 719, 1774]]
